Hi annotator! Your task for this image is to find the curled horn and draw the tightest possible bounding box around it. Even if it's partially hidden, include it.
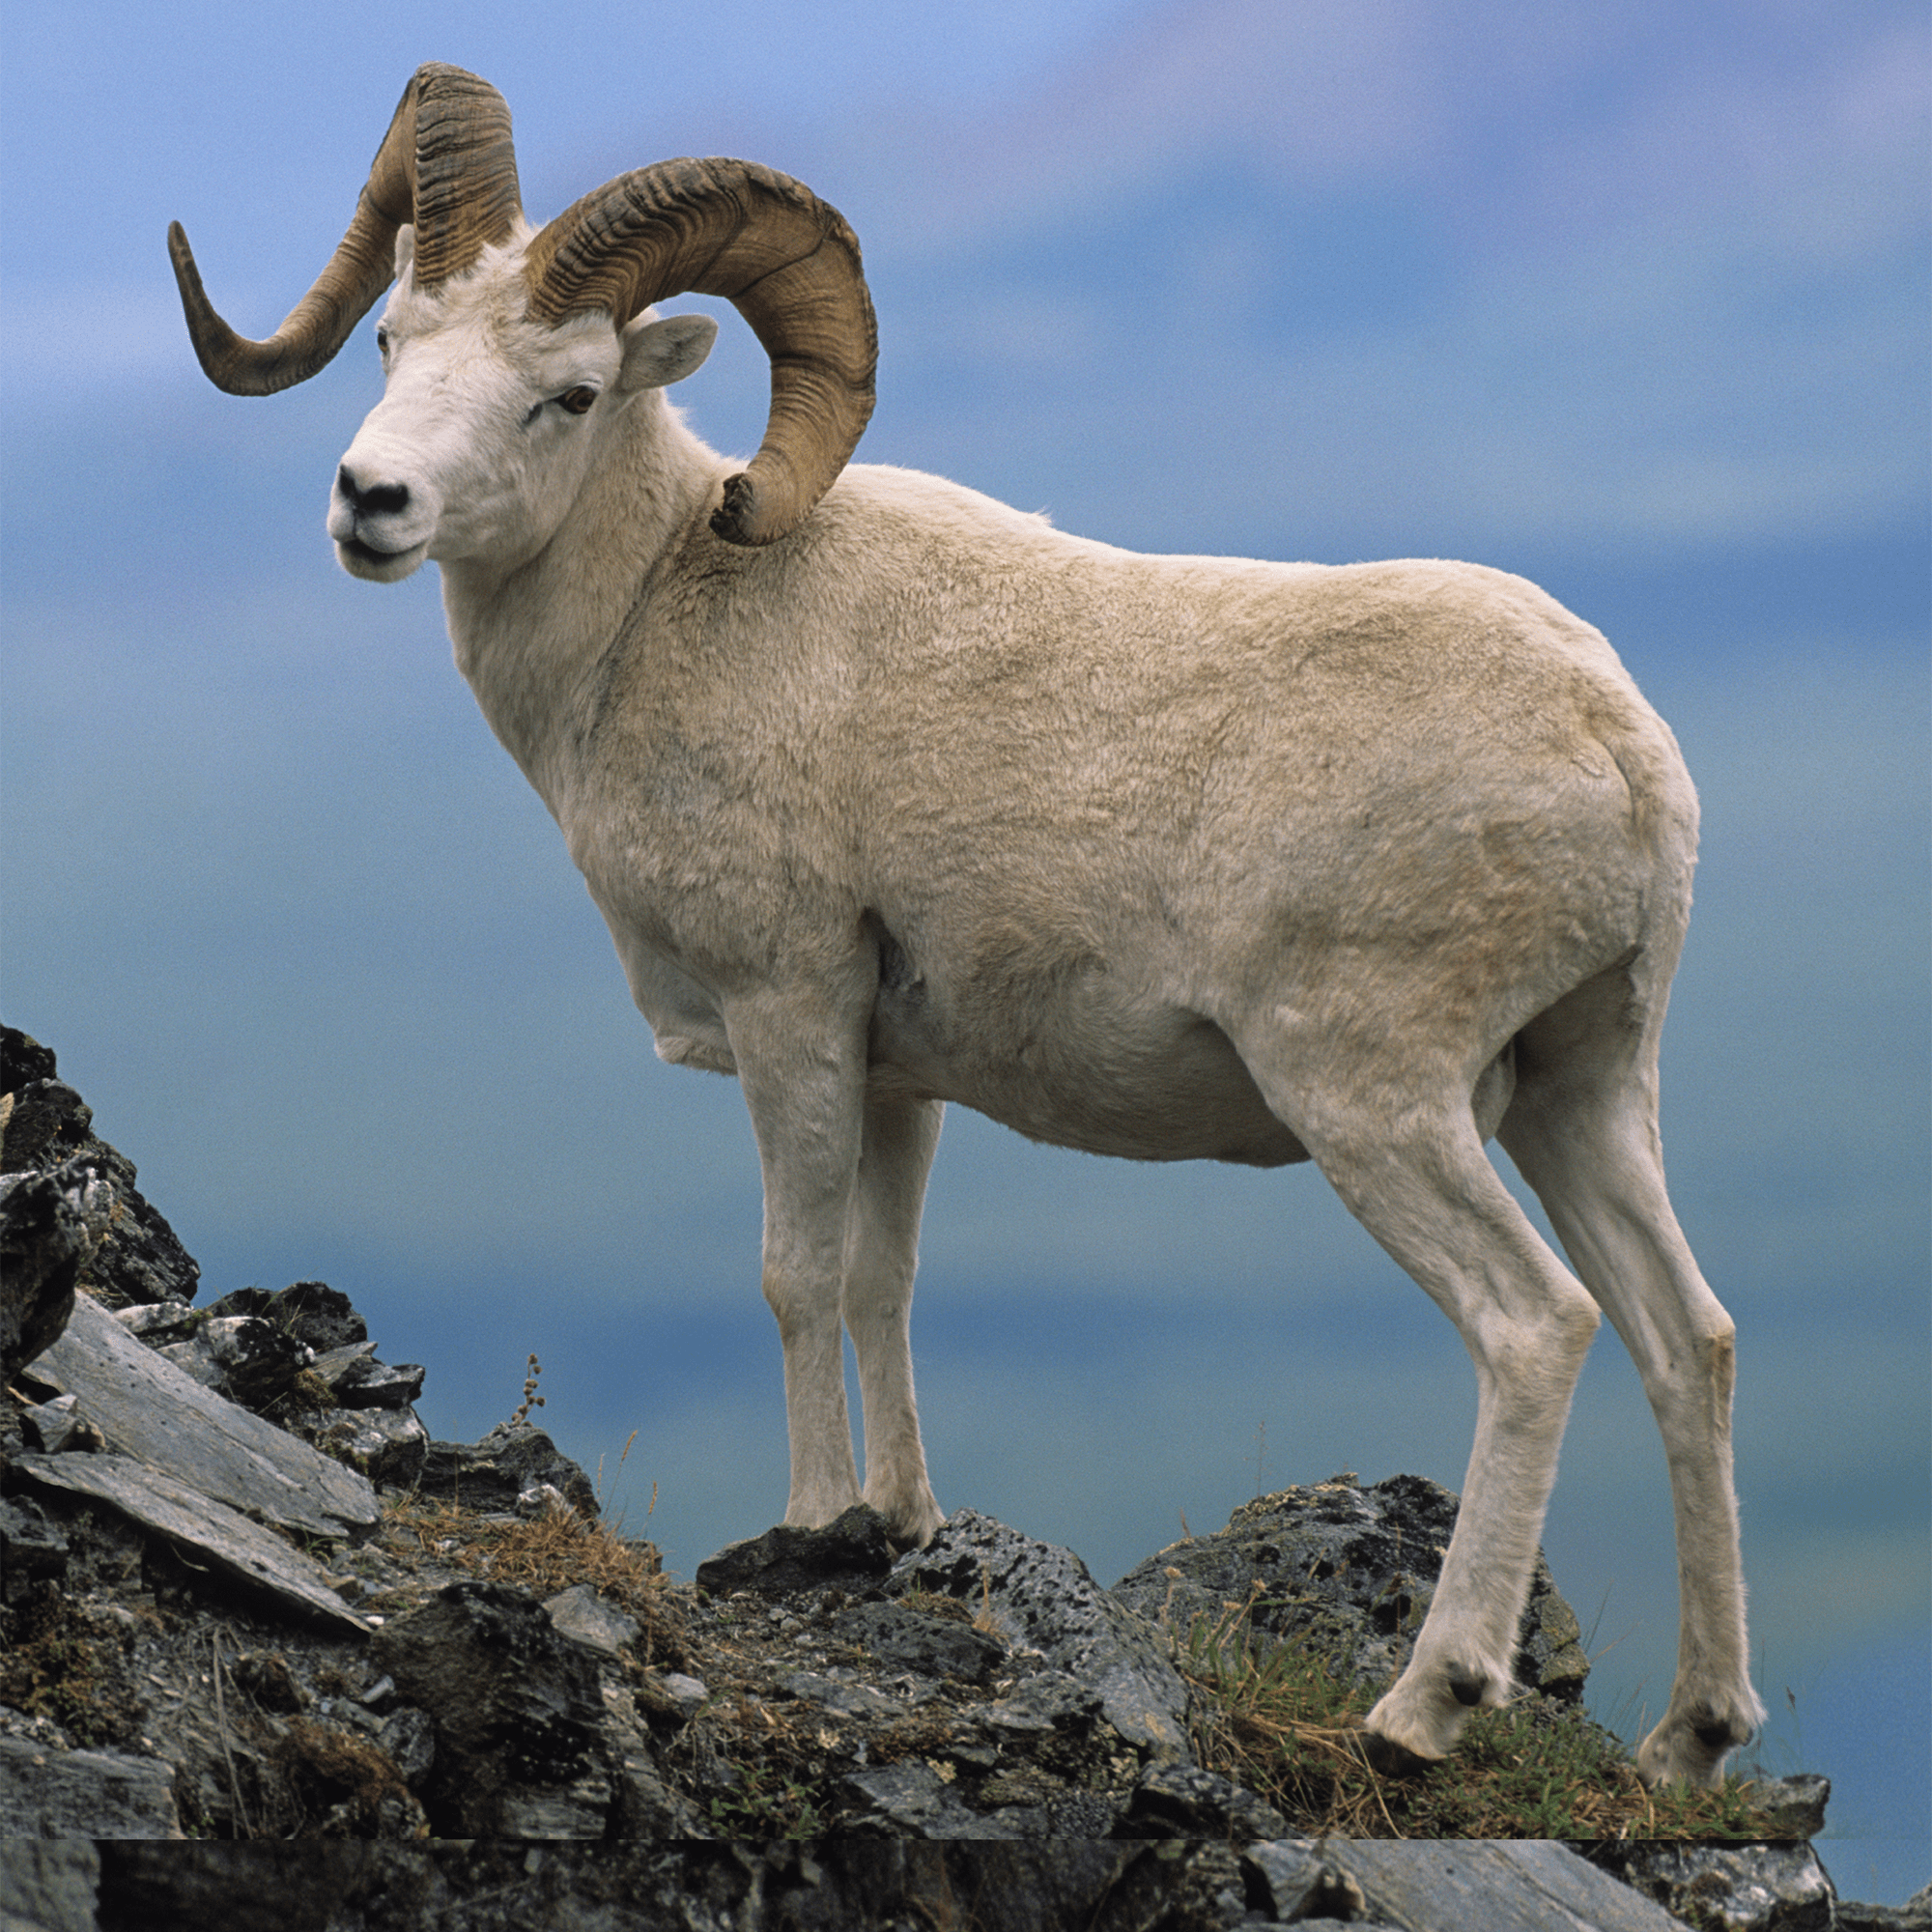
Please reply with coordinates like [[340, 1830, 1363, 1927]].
[[168, 63, 522, 396], [523, 158, 877, 546]]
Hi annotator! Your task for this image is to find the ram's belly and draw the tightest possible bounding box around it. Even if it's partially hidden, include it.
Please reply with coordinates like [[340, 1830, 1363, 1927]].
[[867, 974, 1308, 1166]]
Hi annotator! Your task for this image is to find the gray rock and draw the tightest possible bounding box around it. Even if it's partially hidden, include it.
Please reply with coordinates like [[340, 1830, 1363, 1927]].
[[0, 1025, 58, 1092], [1122, 1762, 1288, 1840], [611, 1750, 713, 1838], [29, 1293, 379, 1539], [93, 1846, 445, 1932], [206, 1281, 367, 1354], [0, 1168, 87, 1381], [1331, 1839, 1693, 1932], [840, 1760, 1027, 1839], [293, 1401, 428, 1489], [375, 1707, 437, 1788], [1749, 1771, 1832, 1837], [833, 1598, 1008, 1687], [155, 1335, 225, 1391], [0, 1079, 94, 1171], [979, 1669, 1105, 1735], [309, 1338, 379, 1386], [0, 1034, 199, 1311], [112, 1296, 198, 1339], [783, 1669, 908, 1721], [19, 1391, 98, 1455], [1589, 1840, 1837, 1932], [891, 1508, 1193, 1759], [697, 1501, 896, 1596], [1835, 1884, 1932, 1932], [1113, 1470, 1589, 1703], [372, 1580, 613, 1837], [190, 1313, 318, 1408], [11, 1451, 371, 1634], [1241, 1840, 1369, 1922], [0, 1840, 100, 1932], [413, 1420, 597, 1518], [543, 1579, 640, 1660], [0, 1494, 69, 1605], [0, 1733, 181, 1839], [330, 1356, 426, 1409]]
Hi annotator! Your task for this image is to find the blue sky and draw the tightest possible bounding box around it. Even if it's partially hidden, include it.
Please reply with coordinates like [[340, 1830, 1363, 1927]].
[[2, 0, 1926, 1887]]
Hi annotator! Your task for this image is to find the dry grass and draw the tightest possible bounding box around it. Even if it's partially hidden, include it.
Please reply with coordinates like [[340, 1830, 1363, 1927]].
[[379, 1491, 680, 1665], [1179, 1585, 1775, 1841]]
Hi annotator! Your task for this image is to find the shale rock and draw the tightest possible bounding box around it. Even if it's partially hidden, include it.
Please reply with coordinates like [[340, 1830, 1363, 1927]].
[[0, 1078, 94, 1172], [697, 1501, 897, 1596], [414, 1420, 598, 1518], [1121, 1762, 1290, 1839], [1835, 1886, 1932, 1932], [206, 1282, 369, 1355], [1, 1027, 200, 1310], [0, 1494, 70, 1605], [0, 1168, 87, 1381], [895, 1505, 1194, 1758], [27, 1293, 379, 1542], [0, 1732, 181, 1838], [373, 1579, 612, 1837], [1586, 1839, 1837, 1932], [0, 1840, 100, 1932]]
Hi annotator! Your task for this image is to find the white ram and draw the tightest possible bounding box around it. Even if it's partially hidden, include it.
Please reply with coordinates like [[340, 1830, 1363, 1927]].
[[170, 64, 1764, 1784]]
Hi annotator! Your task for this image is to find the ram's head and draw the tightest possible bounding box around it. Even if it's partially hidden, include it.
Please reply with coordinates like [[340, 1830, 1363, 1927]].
[[169, 63, 876, 575]]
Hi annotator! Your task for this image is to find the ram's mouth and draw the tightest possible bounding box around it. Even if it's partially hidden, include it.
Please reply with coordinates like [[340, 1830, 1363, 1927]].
[[336, 535, 429, 582]]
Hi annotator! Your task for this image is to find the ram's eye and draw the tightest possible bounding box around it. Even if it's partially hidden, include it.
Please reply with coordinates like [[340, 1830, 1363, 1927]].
[[558, 385, 597, 415], [376, 326, 390, 356]]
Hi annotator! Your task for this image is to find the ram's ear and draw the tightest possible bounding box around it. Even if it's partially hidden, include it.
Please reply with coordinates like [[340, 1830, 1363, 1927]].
[[616, 312, 718, 392], [392, 223, 417, 283]]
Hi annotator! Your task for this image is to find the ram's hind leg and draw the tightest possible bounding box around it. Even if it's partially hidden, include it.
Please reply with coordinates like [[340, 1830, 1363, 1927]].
[[1236, 1029, 1602, 1766], [1499, 966, 1764, 1786], [843, 1092, 946, 1546]]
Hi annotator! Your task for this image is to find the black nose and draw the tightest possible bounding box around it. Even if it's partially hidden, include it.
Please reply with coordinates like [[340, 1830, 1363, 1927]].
[[336, 464, 410, 517]]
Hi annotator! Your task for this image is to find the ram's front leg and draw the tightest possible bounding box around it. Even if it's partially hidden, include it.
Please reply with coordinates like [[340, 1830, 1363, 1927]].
[[846, 1092, 945, 1545], [727, 981, 871, 1529]]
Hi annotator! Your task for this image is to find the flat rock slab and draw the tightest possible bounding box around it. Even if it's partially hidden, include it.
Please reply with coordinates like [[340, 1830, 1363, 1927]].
[[30, 1293, 378, 1538], [0, 1733, 182, 1839], [1326, 1839, 1693, 1932], [12, 1451, 371, 1634]]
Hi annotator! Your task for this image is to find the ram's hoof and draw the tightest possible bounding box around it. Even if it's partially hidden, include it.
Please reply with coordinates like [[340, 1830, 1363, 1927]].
[[1353, 1723, 1437, 1778]]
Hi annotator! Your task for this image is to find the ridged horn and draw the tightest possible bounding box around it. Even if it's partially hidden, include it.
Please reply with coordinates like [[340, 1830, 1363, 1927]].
[[168, 63, 522, 396], [524, 158, 877, 546]]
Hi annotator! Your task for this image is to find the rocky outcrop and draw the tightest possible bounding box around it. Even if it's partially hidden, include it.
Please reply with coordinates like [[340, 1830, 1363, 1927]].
[[0, 1029, 199, 1314], [0, 1027, 1911, 1932], [1114, 1471, 1589, 1704]]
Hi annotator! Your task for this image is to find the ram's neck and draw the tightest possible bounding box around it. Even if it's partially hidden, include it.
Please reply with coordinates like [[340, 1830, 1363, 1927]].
[[438, 396, 722, 813]]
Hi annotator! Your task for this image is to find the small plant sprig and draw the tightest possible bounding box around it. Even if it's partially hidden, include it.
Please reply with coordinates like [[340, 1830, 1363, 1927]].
[[705, 1760, 828, 1840], [509, 1353, 545, 1426]]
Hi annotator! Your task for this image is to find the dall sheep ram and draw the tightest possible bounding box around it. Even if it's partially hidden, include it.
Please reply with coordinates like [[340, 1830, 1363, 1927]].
[[170, 63, 1763, 1784]]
